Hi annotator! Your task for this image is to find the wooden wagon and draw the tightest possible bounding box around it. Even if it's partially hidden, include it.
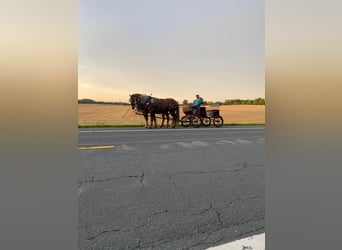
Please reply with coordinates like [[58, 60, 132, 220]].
[[180, 106, 224, 128]]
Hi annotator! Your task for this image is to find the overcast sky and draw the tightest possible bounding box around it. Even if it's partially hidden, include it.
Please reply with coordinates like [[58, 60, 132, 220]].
[[78, 0, 264, 103]]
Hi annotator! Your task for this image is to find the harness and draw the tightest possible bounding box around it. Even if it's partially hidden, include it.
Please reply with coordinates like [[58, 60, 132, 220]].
[[143, 96, 162, 112], [139, 95, 152, 105]]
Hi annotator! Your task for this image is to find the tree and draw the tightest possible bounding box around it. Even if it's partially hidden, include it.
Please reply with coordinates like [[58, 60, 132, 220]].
[[78, 98, 96, 104], [223, 99, 232, 105], [254, 98, 265, 105], [182, 99, 188, 105]]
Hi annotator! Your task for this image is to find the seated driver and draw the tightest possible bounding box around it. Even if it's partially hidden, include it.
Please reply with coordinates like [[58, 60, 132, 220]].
[[191, 94, 202, 115]]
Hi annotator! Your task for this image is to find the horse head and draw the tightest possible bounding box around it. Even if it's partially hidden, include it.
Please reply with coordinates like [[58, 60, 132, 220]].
[[129, 93, 138, 110], [129, 93, 146, 112]]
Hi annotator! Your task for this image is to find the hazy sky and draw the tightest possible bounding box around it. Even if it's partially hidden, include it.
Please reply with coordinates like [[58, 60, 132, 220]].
[[79, 0, 264, 103]]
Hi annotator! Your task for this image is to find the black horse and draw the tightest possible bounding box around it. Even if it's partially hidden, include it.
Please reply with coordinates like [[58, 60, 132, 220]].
[[129, 93, 149, 128], [129, 93, 179, 128]]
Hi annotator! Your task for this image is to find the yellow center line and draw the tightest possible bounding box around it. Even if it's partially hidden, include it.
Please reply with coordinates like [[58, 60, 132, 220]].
[[78, 145, 115, 150]]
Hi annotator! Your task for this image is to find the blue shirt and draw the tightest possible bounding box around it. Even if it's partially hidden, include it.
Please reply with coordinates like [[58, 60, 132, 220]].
[[193, 98, 201, 106]]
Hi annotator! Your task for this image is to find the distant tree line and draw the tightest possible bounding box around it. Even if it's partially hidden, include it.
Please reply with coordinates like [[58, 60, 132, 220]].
[[79, 97, 265, 106], [182, 97, 265, 106], [78, 99, 129, 105]]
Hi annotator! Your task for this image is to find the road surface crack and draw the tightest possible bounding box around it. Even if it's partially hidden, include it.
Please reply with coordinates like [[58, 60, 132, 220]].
[[86, 228, 121, 241], [167, 163, 249, 178], [139, 171, 145, 189], [185, 217, 264, 250], [169, 170, 230, 177], [199, 196, 223, 226], [79, 173, 147, 185], [78, 173, 149, 193], [234, 162, 248, 172]]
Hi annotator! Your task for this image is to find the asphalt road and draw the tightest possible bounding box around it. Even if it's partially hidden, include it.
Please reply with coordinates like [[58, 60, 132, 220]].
[[78, 126, 265, 250]]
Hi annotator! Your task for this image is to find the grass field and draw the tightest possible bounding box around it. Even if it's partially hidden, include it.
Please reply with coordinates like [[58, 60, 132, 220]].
[[78, 104, 265, 127]]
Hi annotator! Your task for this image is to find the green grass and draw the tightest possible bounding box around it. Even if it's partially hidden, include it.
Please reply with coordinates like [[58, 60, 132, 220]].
[[222, 123, 265, 126], [78, 123, 265, 128], [78, 124, 145, 128]]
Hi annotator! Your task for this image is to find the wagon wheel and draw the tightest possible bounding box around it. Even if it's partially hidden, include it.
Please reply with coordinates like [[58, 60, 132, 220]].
[[192, 115, 202, 128], [202, 117, 211, 127], [181, 116, 191, 127], [213, 115, 224, 127]]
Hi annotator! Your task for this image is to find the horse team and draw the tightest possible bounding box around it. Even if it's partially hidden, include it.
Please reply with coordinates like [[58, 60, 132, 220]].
[[129, 93, 180, 129]]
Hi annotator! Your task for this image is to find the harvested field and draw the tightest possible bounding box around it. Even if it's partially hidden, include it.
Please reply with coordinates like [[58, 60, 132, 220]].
[[78, 104, 265, 126]]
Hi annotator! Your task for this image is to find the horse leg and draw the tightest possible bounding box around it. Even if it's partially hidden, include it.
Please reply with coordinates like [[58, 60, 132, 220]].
[[153, 113, 157, 128], [149, 112, 157, 129], [172, 107, 179, 128], [144, 113, 148, 128], [176, 105, 180, 127], [160, 114, 164, 128], [170, 111, 175, 128], [166, 112, 170, 128], [149, 113, 153, 129]]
